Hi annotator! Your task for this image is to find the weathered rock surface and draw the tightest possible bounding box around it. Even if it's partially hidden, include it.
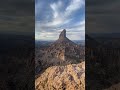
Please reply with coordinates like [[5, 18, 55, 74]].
[[59, 29, 67, 40], [35, 61, 85, 90], [54, 29, 76, 44]]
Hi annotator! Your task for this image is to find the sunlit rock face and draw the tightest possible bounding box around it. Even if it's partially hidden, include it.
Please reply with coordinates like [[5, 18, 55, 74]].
[[35, 62, 85, 90]]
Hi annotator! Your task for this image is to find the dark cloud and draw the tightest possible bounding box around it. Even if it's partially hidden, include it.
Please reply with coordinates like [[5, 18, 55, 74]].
[[0, 0, 34, 15], [0, 0, 34, 35], [86, 0, 120, 33]]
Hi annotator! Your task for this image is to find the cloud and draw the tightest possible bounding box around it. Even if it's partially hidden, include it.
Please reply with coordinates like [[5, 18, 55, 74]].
[[0, 0, 34, 34], [35, 0, 85, 40], [50, 1, 62, 18], [86, 0, 120, 34], [35, 19, 85, 40], [65, 0, 84, 16]]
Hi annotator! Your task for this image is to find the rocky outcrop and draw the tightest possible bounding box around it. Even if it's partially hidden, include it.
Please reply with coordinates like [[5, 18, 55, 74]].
[[48, 29, 84, 62], [35, 61, 85, 90], [55, 29, 75, 44], [59, 29, 66, 40]]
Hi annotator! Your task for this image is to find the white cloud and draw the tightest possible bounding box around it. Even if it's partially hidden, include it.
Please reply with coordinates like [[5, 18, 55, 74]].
[[49, 1, 70, 27], [65, 0, 84, 16], [35, 19, 85, 40], [48, 0, 84, 27], [35, 0, 85, 40], [75, 19, 85, 26], [50, 1, 62, 18]]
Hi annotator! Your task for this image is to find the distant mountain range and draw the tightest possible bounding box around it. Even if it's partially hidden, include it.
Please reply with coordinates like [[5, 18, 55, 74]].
[[35, 39, 85, 47]]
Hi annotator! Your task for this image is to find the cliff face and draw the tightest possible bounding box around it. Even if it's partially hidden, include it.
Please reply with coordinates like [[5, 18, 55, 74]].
[[35, 62, 85, 90]]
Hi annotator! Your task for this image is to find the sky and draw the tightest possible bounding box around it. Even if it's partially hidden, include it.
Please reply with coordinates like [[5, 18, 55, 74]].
[[35, 0, 85, 40], [0, 0, 35, 36], [0, 0, 34, 35], [86, 0, 120, 34], [0, 0, 120, 36]]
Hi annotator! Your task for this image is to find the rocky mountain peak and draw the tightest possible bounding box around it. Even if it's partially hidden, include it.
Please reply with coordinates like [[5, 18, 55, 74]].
[[52, 29, 77, 46], [55, 29, 76, 46], [59, 29, 67, 40]]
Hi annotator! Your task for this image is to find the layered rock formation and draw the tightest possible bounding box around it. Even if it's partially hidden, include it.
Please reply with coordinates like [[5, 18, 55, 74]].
[[35, 29, 85, 90], [35, 61, 85, 90], [49, 29, 84, 62], [35, 29, 85, 75]]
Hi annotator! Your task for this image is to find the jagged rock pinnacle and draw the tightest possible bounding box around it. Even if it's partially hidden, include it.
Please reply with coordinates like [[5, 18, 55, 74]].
[[59, 29, 66, 40], [52, 29, 76, 45]]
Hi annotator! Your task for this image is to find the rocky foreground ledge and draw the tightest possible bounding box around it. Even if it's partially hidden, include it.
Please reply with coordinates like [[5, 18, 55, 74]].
[[35, 61, 85, 90]]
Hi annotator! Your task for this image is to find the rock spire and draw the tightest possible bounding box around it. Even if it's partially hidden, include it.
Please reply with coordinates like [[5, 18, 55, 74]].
[[59, 29, 67, 40]]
